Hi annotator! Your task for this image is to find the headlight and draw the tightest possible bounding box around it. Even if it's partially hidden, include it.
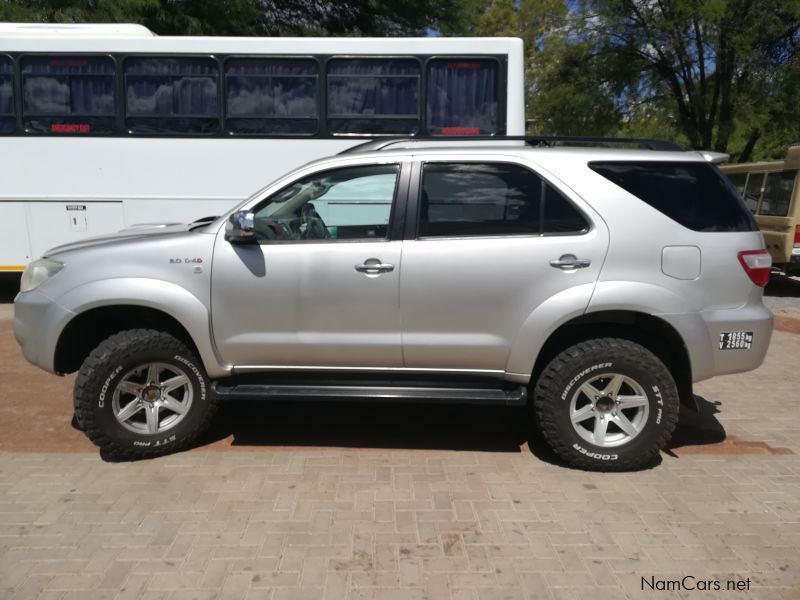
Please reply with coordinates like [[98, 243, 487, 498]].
[[20, 258, 65, 293]]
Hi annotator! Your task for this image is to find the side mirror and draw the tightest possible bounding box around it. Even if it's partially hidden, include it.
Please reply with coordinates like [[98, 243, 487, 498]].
[[225, 211, 256, 243]]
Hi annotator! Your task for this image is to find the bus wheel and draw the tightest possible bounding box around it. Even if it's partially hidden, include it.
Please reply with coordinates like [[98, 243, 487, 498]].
[[74, 329, 217, 460]]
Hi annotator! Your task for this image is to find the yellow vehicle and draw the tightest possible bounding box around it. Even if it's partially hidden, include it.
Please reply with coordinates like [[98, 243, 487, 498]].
[[721, 145, 800, 275]]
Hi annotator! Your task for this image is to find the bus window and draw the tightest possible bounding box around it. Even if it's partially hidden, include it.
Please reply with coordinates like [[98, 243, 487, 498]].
[[0, 55, 13, 134], [726, 172, 747, 196], [427, 58, 498, 136], [125, 57, 219, 135], [760, 171, 796, 217], [21, 55, 115, 134], [327, 58, 419, 135], [225, 58, 317, 136], [727, 172, 759, 213], [743, 172, 764, 213]]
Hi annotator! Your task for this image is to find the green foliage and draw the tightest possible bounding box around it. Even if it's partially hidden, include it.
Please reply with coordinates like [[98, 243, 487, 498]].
[[0, 0, 466, 36], [453, 0, 800, 160], [0, 0, 160, 23], [577, 0, 800, 158]]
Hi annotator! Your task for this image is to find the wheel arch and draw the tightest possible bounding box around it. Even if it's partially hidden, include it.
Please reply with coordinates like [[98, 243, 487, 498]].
[[56, 305, 196, 374], [530, 310, 695, 409], [52, 279, 228, 378]]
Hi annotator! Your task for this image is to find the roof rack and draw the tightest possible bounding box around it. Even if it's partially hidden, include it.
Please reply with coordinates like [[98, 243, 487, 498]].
[[338, 135, 682, 155], [525, 135, 681, 151]]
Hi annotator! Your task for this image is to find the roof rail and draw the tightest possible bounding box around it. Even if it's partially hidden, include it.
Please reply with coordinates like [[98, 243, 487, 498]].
[[337, 139, 409, 155], [337, 135, 682, 155], [524, 135, 682, 151]]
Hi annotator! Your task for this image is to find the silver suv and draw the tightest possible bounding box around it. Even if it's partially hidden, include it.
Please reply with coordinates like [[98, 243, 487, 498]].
[[13, 137, 774, 470]]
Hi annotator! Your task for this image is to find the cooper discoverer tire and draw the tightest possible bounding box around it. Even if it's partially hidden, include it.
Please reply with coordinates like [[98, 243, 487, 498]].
[[533, 338, 679, 472], [74, 329, 217, 461]]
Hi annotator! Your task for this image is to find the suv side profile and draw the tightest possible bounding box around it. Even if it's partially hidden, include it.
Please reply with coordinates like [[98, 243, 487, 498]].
[[13, 137, 773, 471]]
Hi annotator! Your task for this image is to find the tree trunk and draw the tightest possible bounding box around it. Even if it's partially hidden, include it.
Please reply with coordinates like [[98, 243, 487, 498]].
[[737, 129, 761, 163]]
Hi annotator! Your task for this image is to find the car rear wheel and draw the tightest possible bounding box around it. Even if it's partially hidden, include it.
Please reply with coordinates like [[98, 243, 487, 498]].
[[533, 338, 679, 471], [74, 329, 217, 460]]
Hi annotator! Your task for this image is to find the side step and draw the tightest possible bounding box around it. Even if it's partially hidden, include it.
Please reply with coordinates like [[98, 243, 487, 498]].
[[212, 383, 528, 406]]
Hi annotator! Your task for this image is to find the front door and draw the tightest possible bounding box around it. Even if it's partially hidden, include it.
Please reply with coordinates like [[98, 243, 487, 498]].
[[400, 159, 609, 373], [212, 162, 406, 368]]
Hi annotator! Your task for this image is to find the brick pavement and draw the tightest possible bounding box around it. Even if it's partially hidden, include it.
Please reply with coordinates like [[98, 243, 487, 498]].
[[0, 324, 799, 599]]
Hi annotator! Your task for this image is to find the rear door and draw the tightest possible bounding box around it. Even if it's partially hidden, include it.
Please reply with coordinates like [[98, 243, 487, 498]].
[[399, 157, 609, 372], [588, 160, 764, 310]]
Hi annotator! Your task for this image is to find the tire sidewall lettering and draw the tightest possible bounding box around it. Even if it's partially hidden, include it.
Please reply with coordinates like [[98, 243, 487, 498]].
[[652, 385, 663, 424], [173, 354, 206, 402], [572, 443, 618, 461], [561, 362, 613, 401], [98, 365, 123, 409]]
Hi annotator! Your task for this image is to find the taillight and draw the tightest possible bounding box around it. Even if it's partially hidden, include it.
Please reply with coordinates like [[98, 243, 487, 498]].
[[737, 250, 772, 287], [794, 224, 800, 246]]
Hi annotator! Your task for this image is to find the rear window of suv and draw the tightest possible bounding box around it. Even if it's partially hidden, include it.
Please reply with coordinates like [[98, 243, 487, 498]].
[[589, 161, 758, 232]]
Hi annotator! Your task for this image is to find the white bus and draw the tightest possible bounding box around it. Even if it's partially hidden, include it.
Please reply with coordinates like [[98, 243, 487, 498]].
[[0, 24, 525, 271]]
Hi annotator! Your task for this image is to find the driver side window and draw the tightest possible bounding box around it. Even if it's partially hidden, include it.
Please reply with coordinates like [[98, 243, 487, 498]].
[[253, 164, 399, 242]]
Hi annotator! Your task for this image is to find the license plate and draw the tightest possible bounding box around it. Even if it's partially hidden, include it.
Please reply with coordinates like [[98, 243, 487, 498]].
[[719, 331, 753, 350]]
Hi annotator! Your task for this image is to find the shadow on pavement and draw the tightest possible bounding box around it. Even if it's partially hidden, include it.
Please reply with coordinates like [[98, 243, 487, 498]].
[[198, 400, 531, 453], [186, 393, 727, 468], [0, 274, 20, 303], [766, 273, 800, 298], [665, 395, 726, 452]]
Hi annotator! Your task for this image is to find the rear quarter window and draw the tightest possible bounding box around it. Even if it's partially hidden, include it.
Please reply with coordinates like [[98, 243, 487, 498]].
[[589, 161, 758, 232]]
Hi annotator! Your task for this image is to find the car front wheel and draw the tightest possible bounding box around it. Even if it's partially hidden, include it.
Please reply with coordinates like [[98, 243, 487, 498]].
[[74, 329, 217, 460]]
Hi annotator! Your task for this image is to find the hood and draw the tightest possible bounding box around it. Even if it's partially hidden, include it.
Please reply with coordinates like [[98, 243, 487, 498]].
[[44, 222, 200, 257]]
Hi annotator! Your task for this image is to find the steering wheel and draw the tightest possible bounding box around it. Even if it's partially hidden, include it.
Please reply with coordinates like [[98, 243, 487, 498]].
[[299, 203, 331, 240], [254, 218, 290, 241]]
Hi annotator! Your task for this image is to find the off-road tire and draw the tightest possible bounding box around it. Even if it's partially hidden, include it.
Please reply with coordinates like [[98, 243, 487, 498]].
[[74, 329, 217, 461], [533, 338, 679, 471]]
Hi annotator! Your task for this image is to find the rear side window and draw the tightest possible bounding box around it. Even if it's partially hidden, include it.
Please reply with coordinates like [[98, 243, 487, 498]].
[[125, 57, 219, 134], [419, 162, 587, 237], [225, 58, 317, 135], [759, 171, 796, 217], [589, 161, 758, 232], [21, 55, 115, 134], [327, 59, 419, 135], [0, 56, 13, 134], [427, 59, 499, 136]]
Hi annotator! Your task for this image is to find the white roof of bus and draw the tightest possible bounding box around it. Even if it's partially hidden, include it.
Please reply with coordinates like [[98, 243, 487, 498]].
[[0, 25, 521, 54], [0, 23, 155, 36]]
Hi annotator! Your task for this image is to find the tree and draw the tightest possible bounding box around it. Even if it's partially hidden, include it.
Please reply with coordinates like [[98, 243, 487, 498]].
[[453, 1, 624, 135], [543, 1, 800, 157], [0, 0, 160, 24], [0, 0, 467, 36], [455, 1, 800, 159]]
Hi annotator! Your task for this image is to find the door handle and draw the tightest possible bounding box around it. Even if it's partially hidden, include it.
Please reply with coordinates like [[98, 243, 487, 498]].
[[550, 254, 591, 270], [355, 262, 395, 274]]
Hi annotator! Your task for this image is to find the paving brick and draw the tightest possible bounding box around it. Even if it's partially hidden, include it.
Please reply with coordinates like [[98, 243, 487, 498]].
[[0, 326, 800, 600]]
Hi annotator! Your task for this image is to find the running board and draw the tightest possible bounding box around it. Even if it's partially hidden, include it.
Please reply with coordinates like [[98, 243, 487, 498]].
[[212, 383, 528, 406]]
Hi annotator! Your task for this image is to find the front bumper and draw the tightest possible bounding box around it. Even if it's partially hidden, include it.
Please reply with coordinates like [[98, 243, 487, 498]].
[[13, 289, 75, 374]]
